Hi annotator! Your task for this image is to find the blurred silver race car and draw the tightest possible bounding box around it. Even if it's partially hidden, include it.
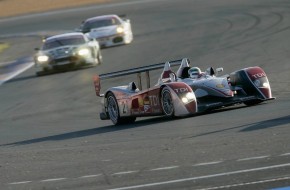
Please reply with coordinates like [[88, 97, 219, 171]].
[[76, 14, 133, 48], [34, 32, 102, 76]]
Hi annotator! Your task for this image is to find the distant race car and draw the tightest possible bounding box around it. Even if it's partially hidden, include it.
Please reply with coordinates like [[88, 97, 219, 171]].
[[76, 14, 133, 48], [34, 32, 102, 76], [93, 59, 274, 125]]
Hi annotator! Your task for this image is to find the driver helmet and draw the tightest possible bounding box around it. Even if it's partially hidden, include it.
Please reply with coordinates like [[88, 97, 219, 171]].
[[188, 67, 201, 79]]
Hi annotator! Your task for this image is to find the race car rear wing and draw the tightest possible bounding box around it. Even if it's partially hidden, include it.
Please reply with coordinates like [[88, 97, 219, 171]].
[[93, 59, 182, 97]]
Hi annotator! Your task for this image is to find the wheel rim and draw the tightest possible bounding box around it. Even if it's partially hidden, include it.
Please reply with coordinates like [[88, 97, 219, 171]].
[[162, 90, 174, 116], [107, 96, 119, 123]]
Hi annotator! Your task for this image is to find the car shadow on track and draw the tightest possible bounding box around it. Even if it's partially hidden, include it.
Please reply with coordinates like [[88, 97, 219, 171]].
[[0, 116, 177, 147], [240, 115, 290, 132], [2, 103, 281, 146], [188, 114, 290, 139]]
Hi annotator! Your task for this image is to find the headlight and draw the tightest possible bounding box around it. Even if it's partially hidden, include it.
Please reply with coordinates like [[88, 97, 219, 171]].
[[182, 92, 195, 104], [78, 48, 90, 56], [186, 92, 195, 100], [116, 26, 124, 33], [37, 55, 49, 62], [182, 97, 189, 104], [263, 82, 269, 88]]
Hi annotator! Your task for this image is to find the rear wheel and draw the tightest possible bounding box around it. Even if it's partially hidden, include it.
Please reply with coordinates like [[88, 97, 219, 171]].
[[107, 92, 136, 125], [107, 93, 121, 125], [161, 87, 174, 117]]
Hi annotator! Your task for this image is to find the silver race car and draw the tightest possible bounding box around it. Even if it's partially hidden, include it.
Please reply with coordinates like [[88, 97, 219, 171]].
[[34, 32, 102, 76], [77, 14, 133, 48]]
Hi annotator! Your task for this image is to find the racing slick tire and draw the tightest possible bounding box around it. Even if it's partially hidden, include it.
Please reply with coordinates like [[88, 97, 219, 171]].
[[96, 52, 103, 65], [36, 67, 49, 76], [161, 87, 175, 117], [107, 92, 136, 125]]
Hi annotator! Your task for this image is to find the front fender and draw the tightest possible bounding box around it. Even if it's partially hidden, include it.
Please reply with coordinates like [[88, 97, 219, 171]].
[[230, 67, 273, 99], [164, 82, 198, 116]]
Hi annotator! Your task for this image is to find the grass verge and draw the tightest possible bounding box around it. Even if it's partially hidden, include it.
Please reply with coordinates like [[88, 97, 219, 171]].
[[0, 43, 9, 54]]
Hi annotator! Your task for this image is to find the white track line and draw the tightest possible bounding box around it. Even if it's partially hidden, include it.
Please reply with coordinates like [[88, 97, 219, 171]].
[[280, 153, 290, 156], [193, 161, 222, 166], [107, 163, 290, 190], [79, 174, 101, 178], [237, 155, 270, 161], [41, 178, 67, 182], [196, 176, 290, 190], [150, 166, 179, 171], [9, 181, 32, 185], [112, 171, 138, 175], [0, 62, 34, 85]]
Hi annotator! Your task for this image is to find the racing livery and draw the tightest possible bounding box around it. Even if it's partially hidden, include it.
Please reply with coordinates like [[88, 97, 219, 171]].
[[176, 58, 274, 111], [93, 59, 274, 125], [93, 61, 197, 125], [77, 14, 133, 48], [34, 32, 102, 76]]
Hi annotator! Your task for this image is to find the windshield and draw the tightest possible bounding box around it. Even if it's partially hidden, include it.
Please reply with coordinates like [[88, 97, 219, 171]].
[[42, 35, 85, 50], [82, 17, 121, 32]]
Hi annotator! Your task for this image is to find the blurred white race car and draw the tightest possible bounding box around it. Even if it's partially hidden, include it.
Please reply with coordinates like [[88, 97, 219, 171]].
[[34, 32, 102, 76], [76, 14, 133, 48]]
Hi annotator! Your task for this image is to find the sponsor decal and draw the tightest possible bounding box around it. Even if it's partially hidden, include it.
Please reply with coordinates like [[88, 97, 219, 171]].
[[138, 97, 144, 107], [149, 95, 159, 106], [216, 84, 224, 88], [246, 67, 267, 80], [254, 80, 261, 87], [174, 87, 189, 93], [144, 105, 151, 113], [121, 101, 128, 114], [252, 72, 266, 79], [143, 96, 151, 113], [143, 96, 150, 105]]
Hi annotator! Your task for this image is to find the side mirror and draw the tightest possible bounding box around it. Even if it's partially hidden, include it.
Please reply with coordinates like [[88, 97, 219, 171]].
[[216, 67, 223, 76], [90, 38, 96, 41], [206, 67, 215, 76], [169, 73, 177, 82], [88, 40, 96, 47], [74, 28, 82, 32]]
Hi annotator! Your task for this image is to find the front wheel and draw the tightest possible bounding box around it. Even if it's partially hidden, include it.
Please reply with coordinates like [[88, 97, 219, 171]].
[[96, 51, 103, 65], [161, 87, 174, 117]]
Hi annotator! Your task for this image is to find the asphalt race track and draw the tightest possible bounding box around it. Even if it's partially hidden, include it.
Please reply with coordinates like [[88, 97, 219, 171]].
[[1, 0, 290, 189]]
